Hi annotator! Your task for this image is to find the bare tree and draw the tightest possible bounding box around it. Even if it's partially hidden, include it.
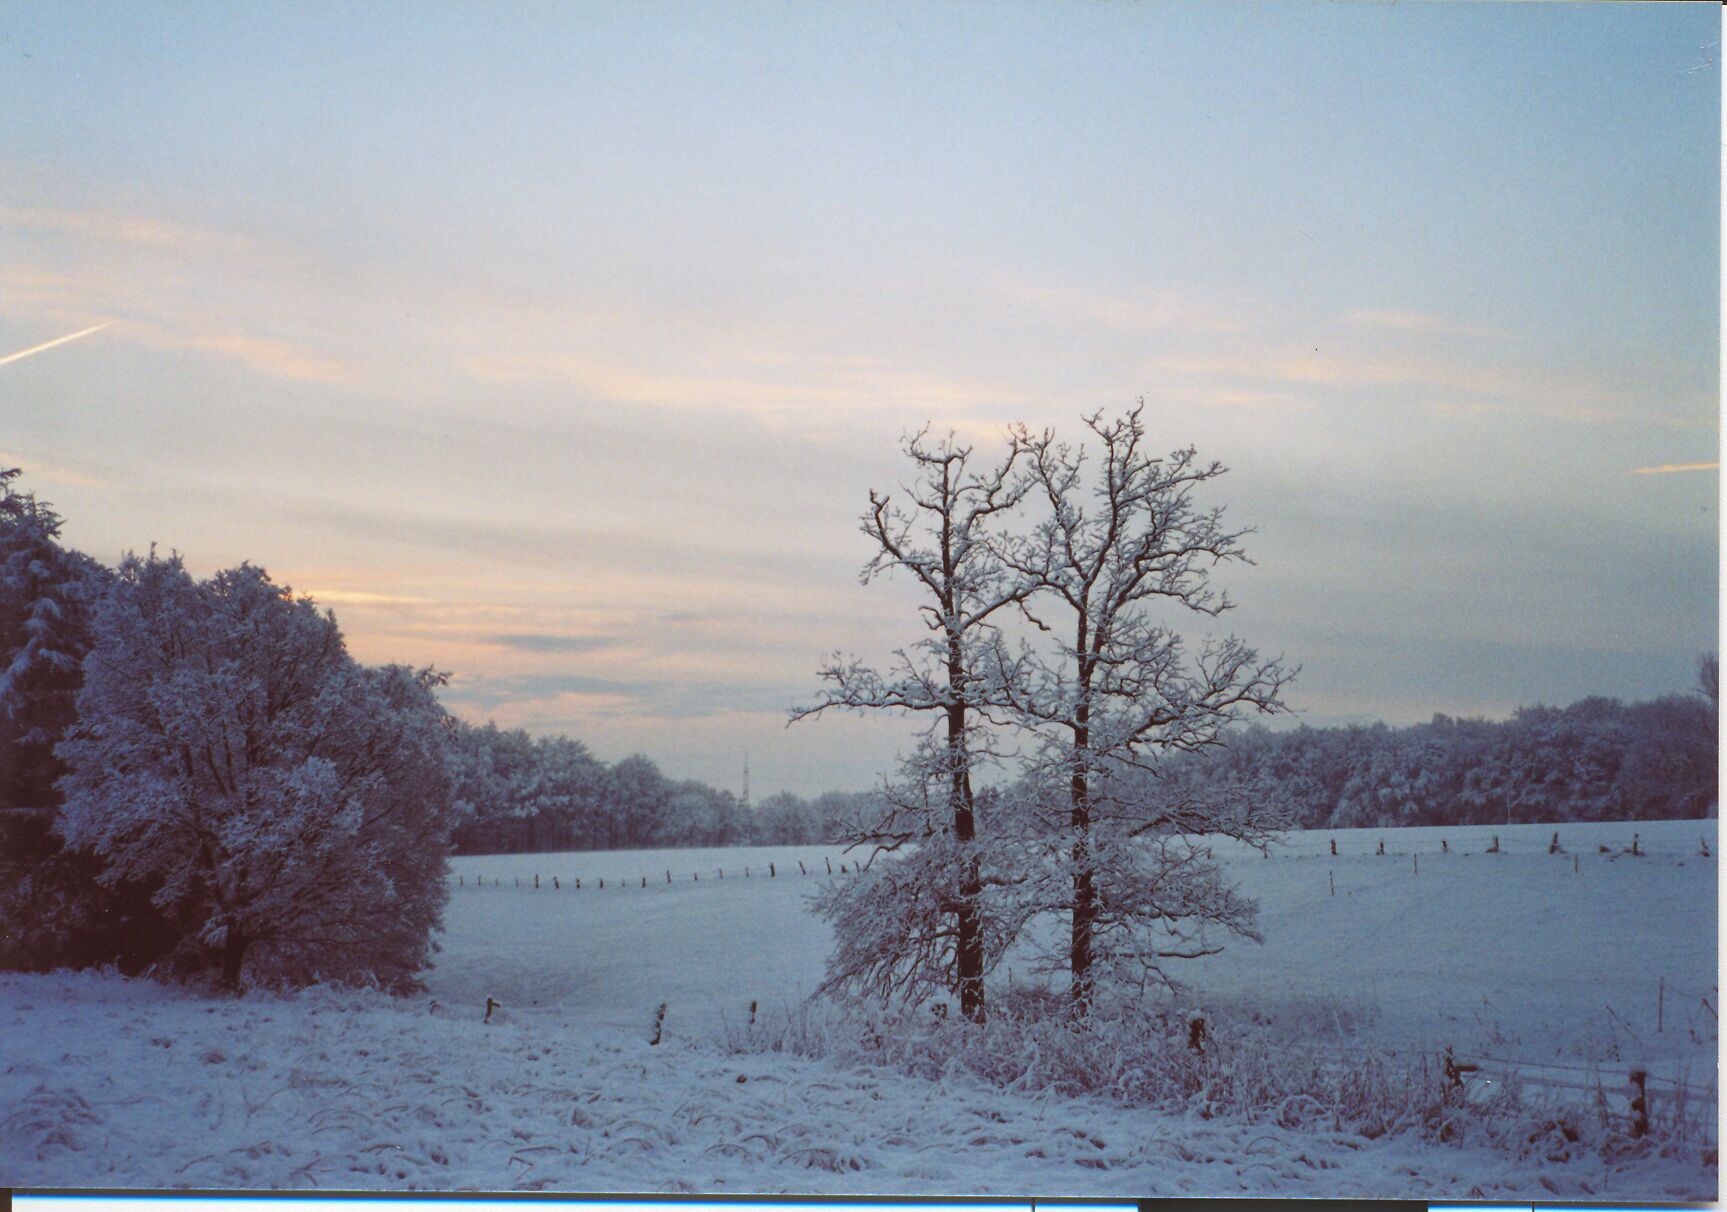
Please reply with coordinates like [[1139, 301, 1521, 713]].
[[793, 429, 1029, 1022], [1001, 405, 1291, 1017]]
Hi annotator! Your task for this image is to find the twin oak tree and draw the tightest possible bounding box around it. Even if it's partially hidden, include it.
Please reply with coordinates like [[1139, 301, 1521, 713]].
[[797, 406, 1291, 1023]]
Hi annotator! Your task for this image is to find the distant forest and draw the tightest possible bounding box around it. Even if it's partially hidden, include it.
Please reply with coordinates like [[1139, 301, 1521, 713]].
[[1160, 674, 1717, 831], [446, 722, 875, 855], [452, 671, 1717, 856]]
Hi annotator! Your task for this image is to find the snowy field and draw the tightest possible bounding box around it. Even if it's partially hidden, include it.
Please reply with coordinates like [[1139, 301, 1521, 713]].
[[434, 824, 1718, 1083], [2, 820, 1716, 1198]]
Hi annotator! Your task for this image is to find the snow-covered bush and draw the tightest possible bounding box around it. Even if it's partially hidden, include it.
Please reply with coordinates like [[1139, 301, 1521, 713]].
[[55, 553, 458, 990], [0, 469, 180, 975]]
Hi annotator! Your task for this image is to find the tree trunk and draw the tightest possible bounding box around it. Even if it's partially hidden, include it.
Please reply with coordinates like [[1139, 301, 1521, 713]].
[[948, 677, 986, 1024], [1070, 782, 1095, 1018], [1070, 699, 1094, 1019], [220, 927, 249, 991]]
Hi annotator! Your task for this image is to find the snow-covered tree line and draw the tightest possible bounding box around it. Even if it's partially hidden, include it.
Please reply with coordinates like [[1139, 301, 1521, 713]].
[[797, 406, 1292, 1024], [1150, 677, 1717, 832], [448, 729, 873, 856]]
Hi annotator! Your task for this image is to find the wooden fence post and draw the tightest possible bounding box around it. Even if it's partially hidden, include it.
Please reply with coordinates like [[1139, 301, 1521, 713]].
[[1629, 1068, 1648, 1138], [799, 860, 807, 875], [1329, 871, 1336, 897], [534, 873, 539, 889], [770, 862, 776, 878], [650, 1002, 667, 1047], [826, 857, 833, 874]]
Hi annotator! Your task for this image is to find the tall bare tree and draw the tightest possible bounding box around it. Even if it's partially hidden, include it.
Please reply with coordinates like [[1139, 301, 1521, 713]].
[[1002, 406, 1291, 1017], [794, 429, 1029, 1022]]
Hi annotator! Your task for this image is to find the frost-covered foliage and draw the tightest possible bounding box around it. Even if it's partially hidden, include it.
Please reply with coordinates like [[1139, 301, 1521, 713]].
[[55, 552, 457, 990], [0, 468, 108, 806], [448, 722, 607, 853], [725, 990, 1714, 1176], [997, 407, 1290, 1012], [0, 469, 175, 975], [799, 410, 1294, 1020], [796, 429, 1033, 1021], [811, 759, 1032, 1010]]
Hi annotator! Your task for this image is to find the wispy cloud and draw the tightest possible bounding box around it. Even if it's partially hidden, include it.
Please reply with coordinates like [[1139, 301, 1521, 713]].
[[0, 448, 112, 489], [3, 207, 252, 253], [180, 332, 349, 383], [1000, 280, 1252, 335], [1346, 309, 1504, 340], [298, 588, 431, 606], [487, 632, 619, 654], [1631, 461, 1719, 475]]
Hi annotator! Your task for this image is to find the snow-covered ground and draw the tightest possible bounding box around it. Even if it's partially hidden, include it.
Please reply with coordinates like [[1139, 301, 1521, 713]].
[[436, 825, 1717, 1083], [2, 821, 1716, 1197]]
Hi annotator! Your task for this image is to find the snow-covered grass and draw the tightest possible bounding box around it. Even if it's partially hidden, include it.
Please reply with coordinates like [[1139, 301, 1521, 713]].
[[1, 822, 1715, 1197], [1, 970, 1711, 1198]]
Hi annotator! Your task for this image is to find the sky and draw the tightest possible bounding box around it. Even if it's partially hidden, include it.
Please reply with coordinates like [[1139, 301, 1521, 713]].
[[1, 2, 1719, 797]]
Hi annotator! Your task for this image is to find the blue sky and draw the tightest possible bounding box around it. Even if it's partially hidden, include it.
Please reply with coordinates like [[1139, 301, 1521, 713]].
[[1, 2, 1718, 795]]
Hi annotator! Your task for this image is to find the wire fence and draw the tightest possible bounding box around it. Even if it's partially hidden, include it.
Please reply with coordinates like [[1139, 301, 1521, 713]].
[[448, 854, 858, 891]]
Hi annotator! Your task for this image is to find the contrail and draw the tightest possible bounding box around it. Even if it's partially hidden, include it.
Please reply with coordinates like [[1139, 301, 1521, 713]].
[[1631, 461, 1719, 475], [0, 321, 111, 368]]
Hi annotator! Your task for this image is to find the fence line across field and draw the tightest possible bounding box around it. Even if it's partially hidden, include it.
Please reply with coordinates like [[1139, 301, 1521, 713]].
[[450, 854, 860, 890], [447, 827, 1693, 895]]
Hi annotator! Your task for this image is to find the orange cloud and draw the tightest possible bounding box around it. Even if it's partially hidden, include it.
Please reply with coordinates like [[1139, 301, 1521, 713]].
[[3, 207, 251, 253]]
